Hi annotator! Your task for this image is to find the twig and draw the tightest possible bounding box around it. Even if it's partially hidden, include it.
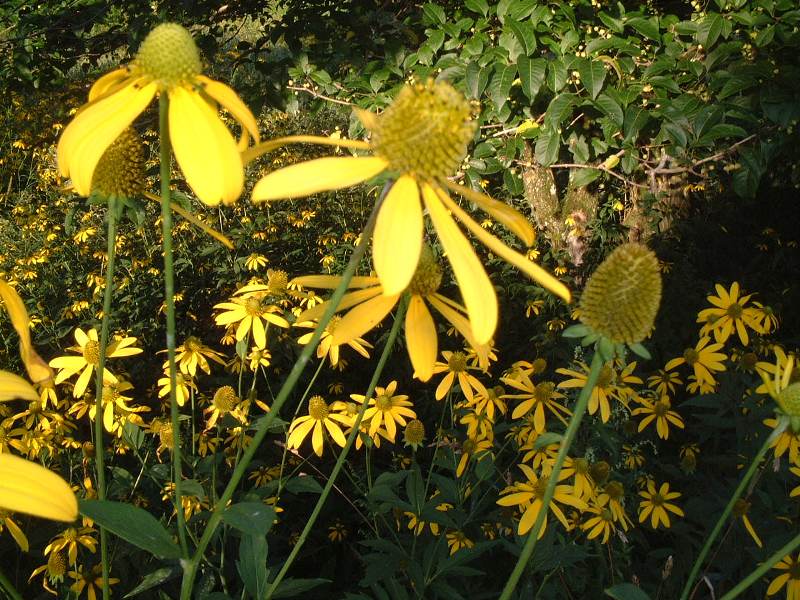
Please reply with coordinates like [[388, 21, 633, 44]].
[[287, 84, 353, 106]]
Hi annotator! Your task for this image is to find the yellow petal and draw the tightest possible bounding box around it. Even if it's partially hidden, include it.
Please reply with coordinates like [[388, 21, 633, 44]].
[[241, 135, 371, 165], [445, 180, 536, 245], [296, 287, 384, 323], [4, 516, 29, 551], [291, 275, 379, 289], [0, 279, 53, 383], [197, 75, 260, 144], [57, 79, 157, 195], [0, 370, 39, 402], [374, 176, 423, 295], [0, 454, 78, 522], [169, 86, 244, 206], [88, 68, 131, 102], [331, 294, 400, 345], [251, 156, 388, 202], [422, 184, 497, 344], [436, 188, 571, 303], [353, 107, 378, 131], [405, 296, 437, 382]]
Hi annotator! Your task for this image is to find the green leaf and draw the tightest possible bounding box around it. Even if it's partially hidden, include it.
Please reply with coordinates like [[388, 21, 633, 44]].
[[124, 567, 181, 598], [406, 466, 425, 512], [237, 535, 268, 599], [489, 64, 517, 111], [464, 61, 489, 99], [508, 20, 536, 55], [595, 94, 624, 127], [570, 168, 601, 187], [534, 432, 563, 449], [628, 343, 652, 360], [577, 59, 607, 99], [546, 59, 568, 92], [284, 476, 323, 494], [627, 17, 661, 42], [534, 127, 560, 166], [605, 583, 652, 600], [272, 578, 331, 598], [464, 0, 489, 16], [696, 13, 724, 47], [79, 500, 181, 559], [517, 56, 547, 99], [222, 502, 277, 537], [563, 324, 590, 338], [422, 3, 446, 25], [545, 93, 576, 130]]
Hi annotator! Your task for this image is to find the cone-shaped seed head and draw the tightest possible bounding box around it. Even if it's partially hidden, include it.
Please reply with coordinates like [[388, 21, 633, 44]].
[[373, 80, 475, 180], [579, 243, 662, 344], [134, 23, 201, 88], [404, 419, 425, 447], [91, 128, 146, 199]]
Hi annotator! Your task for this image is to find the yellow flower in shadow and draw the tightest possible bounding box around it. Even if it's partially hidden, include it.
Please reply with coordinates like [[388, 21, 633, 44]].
[[248, 80, 569, 344], [57, 23, 259, 205]]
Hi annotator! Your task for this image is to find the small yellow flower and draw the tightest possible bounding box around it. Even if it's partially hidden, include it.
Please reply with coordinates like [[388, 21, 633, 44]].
[[638, 481, 683, 529], [766, 553, 800, 598], [665, 336, 727, 386], [631, 396, 685, 439], [68, 563, 119, 600], [445, 530, 474, 554], [350, 381, 415, 443], [287, 396, 352, 457], [214, 290, 290, 349], [432, 350, 487, 402], [697, 282, 762, 346]]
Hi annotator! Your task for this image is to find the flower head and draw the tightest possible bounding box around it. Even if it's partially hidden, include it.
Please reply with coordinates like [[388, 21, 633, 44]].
[[57, 23, 259, 205]]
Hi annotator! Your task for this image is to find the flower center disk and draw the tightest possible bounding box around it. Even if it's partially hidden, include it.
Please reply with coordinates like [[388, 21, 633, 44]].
[[134, 23, 201, 88]]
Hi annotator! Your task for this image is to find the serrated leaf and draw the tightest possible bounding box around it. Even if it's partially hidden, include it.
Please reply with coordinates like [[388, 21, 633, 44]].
[[489, 64, 517, 111], [508, 20, 536, 55], [222, 502, 276, 537], [517, 56, 547, 99], [605, 583, 652, 600], [577, 59, 607, 99], [79, 500, 181, 559]]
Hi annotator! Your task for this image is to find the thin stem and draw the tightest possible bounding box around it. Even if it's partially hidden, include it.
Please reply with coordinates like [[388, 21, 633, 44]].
[[159, 93, 189, 558], [264, 298, 407, 599], [719, 530, 800, 600], [0, 566, 23, 600], [93, 196, 119, 600], [680, 420, 786, 600], [498, 351, 604, 600], [179, 184, 388, 599]]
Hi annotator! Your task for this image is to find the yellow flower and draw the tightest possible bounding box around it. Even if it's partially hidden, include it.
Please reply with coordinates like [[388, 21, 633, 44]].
[[445, 530, 475, 554], [214, 290, 290, 349], [171, 336, 226, 376], [665, 336, 727, 386], [432, 350, 488, 402], [292, 247, 492, 381], [295, 316, 372, 367], [759, 354, 800, 430], [157, 370, 196, 407], [631, 396, 685, 439], [350, 381, 415, 443], [244, 253, 269, 271], [204, 386, 241, 430], [49, 328, 142, 398], [647, 368, 683, 396], [767, 553, 800, 598], [247, 347, 272, 370], [287, 395, 352, 457], [557, 362, 623, 423], [500, 374, 570, 433], [497, 464, 587, 537], [638, 480, 683, 529], [731, 498, 762, 548], [581, 504, 616, 543], [456, 436, 492, 477], [68, 564, 119, 600], [697, 282, 762, 346], [249, 80, 570, 344], [45, 526, 97, 565], [596, 481, 632, 531], [56, 23, 258, 205]]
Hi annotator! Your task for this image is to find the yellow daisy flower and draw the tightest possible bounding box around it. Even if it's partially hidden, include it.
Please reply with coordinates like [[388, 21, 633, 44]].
[[49, 328, 142, 398], [455, 436, 493, 477], [56, 23, 258, 205], [295, 316, 373, 368], [287, 395, 352, 457], [45, 526, 97, 565], [432, 350, 488, 402], [767, 553, 800, 598], [581, 504, 616, 544], [157, 370, 196, 407], [557, 361, 626, 423], [350, 380, 415, 443], [170, 336, 226, 376], [631, 395, 685, 439], [665, 336, 727, 386], [68, 564, 119, 600], [500, 374, 570, 433], [0, 509, 28, 551], [697, 282, 762, 346], [638, 480, 684, 529], [248, 80, 570, 344], [445, 530, 475, 554], [214, 290, 289, 349]]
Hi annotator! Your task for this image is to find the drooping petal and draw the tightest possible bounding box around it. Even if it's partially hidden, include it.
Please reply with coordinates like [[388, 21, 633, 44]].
[[169, 86, 244, 206], [422, 184, 497, 344], [291, 275, 379, 290], [373, 176, 423, 295], [405, 296, 437, 382], [57, 80, 157, 195], [296, 287, 383, 323], [0, 453, 78, 522], [197, 76, 260, 144], [88, 68, 131, 101], [331, 294, 400, 345], [0, 279, 53, 383], [445, 180, 535, 245], [436, 187, 571, 303], [251, 156, 388, 202], [0, 371, 39, 402]]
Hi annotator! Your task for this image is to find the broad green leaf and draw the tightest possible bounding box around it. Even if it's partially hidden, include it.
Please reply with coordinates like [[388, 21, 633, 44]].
[[534, 127, 560, 166], [570, 168, 601, 187], [79, 500, 181, 559], [508, 19, 536, 55], [545, 93, 576, 130], [284, 475, 323, 494], [406, 466, 425, 512], [124, 567, 180, 598], [222, 502, 277, 537], [464, 0, 489, 16], [464, 62, 489, 99], [594, 93, 624, 126], [627, 17, 661, 42], [237, 534, 268, 599], [546, 59, 568, 92], [489, 64, 517, 111], [696, 13, 724, 47], [517, 56, 547, 99], [426, 30, 445, 54], [577, 58, 607, 99], [605, 583, 652, 600], [422, 3, 446, 25], [272, 578, 331, 599]]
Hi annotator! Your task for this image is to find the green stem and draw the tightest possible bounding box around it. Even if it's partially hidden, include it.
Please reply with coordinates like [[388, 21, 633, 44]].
[[159, 93, 189, 558], [680, 420, 786, 600], [718, 530, 800, 600], [0, 566, 23, 600], [264, 299, 407, 599], [179, 185, 387, 599], [93, 195, 119, 600], [498, 351, 604, 600]]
